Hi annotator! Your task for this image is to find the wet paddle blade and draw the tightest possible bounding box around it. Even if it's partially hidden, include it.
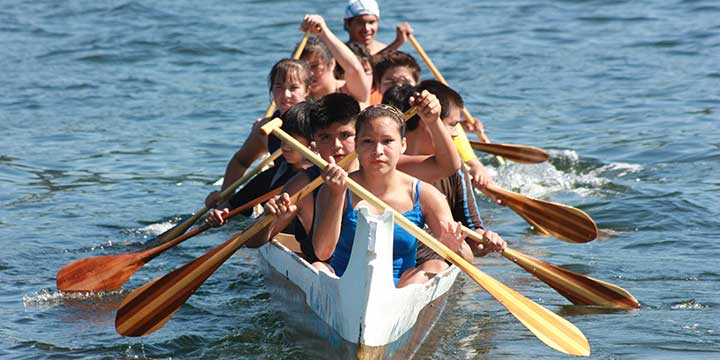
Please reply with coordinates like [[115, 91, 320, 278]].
[[461, 261, 591, 356], [503, 248, 640, 308], [469, 140, 549, 164], [487, 185, 598, 243], [57, 254, 147, 292]]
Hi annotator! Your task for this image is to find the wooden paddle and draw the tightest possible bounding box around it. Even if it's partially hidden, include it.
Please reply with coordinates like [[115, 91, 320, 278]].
[[260, 120, 590, 356], [115, 150, 357, 337], [407, 34, 508, 165], [482, 183, 598, 243], [57, 188, 280, 292], [469, 140, 549, 164], [147, 149, 282, 249], [463, 226, 639, 308], [263, 31, 311, 118]]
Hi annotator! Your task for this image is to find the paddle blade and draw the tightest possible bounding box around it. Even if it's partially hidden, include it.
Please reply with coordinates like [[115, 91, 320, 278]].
[[461, 262, 591, 356], [503, 248, 640, 309], [57, 253, 147, 292], [488, 186, 598, 243], [115, 216, 273, 337], [470, 140, 549, 164]]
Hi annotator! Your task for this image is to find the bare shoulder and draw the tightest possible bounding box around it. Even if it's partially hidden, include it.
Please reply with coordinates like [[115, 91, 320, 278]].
[[418, 180, 446, 205]]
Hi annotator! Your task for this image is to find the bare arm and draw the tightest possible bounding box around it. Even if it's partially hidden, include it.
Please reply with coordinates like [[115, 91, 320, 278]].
[[378, 22, 413, 54], [311, 161, 348, 261], [418, 182, 465, 254], [312, 185, 346, 261], [245, 172, 311, 247], [397, 90, 461, 182], [302, 15, 371, 104], [221, 119, 270, 191]]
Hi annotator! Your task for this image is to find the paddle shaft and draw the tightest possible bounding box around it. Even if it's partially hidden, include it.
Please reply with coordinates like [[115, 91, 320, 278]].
[[407, 34, 505, 165], [149, 149, 281, 247], [56, 188, 281, 292], [264, 32, 311, 118], [115, 152, 357, 337], [262, 122, 590, 356], [463, 226, 639, 308]]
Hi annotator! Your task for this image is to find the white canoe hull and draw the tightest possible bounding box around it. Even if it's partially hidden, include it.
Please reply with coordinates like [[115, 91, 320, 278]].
[[258, 207, 460, 359]]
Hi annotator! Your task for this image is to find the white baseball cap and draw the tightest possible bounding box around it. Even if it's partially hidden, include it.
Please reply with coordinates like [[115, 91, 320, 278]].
[[345, 0, 380, 19]]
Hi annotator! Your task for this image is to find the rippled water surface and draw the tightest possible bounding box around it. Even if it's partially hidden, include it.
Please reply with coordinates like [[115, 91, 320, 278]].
[[1, 0, 718, 359]]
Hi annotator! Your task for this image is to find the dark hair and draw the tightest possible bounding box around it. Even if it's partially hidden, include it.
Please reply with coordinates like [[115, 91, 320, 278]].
[[301, 37, 334, 66], [267, 58, 311, 93], [355, 104, 407, 138], [373, 50, 421, 87], [381, 84, 417, 129], [311, 93, 361, 135], [335, 42, 373, 80], [281, 101, 314, 140], [415, 80, 464, 120]]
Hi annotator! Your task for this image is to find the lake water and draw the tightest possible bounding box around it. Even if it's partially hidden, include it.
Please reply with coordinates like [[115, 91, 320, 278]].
[[1, 0, 719, 359]]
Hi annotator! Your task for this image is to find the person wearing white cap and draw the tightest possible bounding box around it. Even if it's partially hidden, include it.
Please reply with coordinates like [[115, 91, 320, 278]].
[[343, 0, 414, 55]]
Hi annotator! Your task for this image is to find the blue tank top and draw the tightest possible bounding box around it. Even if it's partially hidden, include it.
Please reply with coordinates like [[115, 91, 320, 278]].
[[330, 180, 424, 285]]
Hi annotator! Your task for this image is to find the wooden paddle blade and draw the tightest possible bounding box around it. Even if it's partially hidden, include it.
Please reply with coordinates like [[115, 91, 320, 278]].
[[57, 254, 146, 292], [486, 185, 598, 243], [469, 140, 549, 164], [461, 261, 591, 356], [115, 216, 273, 337], [503, 248, 640, 309]]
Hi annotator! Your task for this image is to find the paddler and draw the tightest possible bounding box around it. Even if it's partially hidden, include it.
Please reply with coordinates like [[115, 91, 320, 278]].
[[299, 14, 372, 107], [205, 59, 311, 208], [311, 104, 469, 288], [383, 81, 507, 262], [343, 0, 414, 55], [205, 102, 315, 229], [374, 51, 496, 191], [257, 91, 461, 264]]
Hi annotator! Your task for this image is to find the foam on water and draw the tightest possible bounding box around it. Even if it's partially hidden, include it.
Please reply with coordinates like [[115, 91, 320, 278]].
[[22, 288, 127, 307], [489, 149, 642, 199], [135, 220, 177, 236], [671, 299, 708, 310]]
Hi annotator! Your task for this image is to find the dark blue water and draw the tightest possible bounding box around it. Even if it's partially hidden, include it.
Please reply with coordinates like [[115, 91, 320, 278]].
[[2, 0, 719, 358]]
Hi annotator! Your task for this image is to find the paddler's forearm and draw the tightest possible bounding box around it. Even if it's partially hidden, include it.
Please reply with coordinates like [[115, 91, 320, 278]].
[[426, 118, 462, 176], [221, 156, 249, 191]]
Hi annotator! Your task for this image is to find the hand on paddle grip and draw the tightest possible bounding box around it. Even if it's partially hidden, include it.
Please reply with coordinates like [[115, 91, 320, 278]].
[[469, 229, 507, 257], [437, 221, 467, 254], [462, 116, 485, 134], [394, 22, 414, 44], [409, 90, 442, 126], [206, 208, 230, 227], [264, 192, 298, 224], [301, 14, 326, 35], [321, 156, 348, 195]]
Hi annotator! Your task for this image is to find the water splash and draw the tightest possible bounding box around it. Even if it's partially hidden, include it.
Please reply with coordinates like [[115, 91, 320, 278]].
[[671, 299, 708, 310], [131, 219, 179, 237], [488, 149, 642, 198], [22, 288, 128, 308]]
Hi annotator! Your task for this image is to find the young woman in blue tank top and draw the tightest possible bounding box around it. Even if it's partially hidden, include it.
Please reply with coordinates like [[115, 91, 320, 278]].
[[312, 100, 469, 288]]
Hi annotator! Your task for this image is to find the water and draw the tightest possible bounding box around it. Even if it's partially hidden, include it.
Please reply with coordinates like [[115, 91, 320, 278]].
[[1, 0, 719, 358]]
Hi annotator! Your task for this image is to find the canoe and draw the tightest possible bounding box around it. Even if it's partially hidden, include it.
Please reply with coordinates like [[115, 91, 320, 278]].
[[258, 207, 460, 359]]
